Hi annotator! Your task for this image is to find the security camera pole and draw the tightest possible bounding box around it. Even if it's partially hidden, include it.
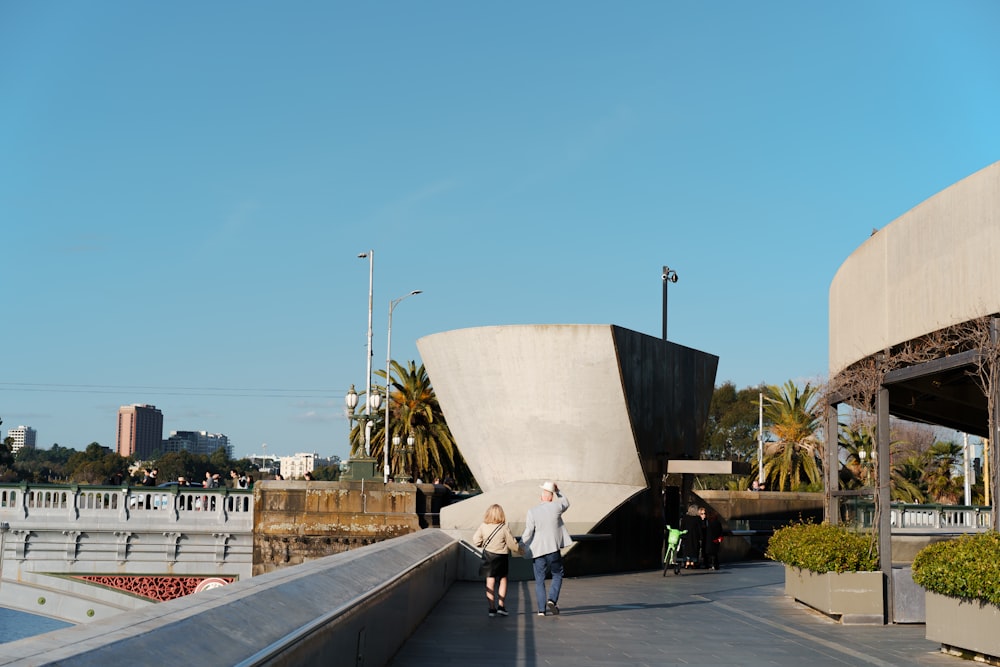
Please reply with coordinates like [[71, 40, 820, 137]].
[[662, 266, 678, 341]]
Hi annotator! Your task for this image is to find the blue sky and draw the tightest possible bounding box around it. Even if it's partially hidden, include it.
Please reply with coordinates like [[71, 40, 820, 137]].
[[3, 2, 999, 461]]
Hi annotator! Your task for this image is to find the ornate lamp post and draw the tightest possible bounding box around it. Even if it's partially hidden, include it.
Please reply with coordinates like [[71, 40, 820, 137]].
[[345, 384, 359, 443], [390, 433, 418, 482], [384, 290, 422, 483], [407, 432, 416, 481]]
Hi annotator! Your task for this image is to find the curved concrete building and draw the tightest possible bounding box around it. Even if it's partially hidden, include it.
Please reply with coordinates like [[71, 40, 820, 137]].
[[417, 324, 718, 573], [826, 161, 1000, 597], [830, 161, 1000, 379]]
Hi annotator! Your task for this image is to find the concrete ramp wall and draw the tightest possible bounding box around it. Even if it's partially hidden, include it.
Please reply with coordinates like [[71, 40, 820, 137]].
[[0, 530, 459, 667]]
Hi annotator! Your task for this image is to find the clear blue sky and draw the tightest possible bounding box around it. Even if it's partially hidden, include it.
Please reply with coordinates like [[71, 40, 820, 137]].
[[3, 2, 999, 462]]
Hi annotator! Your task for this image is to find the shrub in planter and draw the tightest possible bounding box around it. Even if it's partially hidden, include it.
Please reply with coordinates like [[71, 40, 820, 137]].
[[766, 521, 879, 573], [912, 531, 1000, 604]]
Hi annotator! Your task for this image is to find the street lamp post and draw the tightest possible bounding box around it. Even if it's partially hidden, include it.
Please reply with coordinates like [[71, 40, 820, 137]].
[[345, 384, 359, 441], [358, 251, 375, 455], [758, 391, 765, 489], [662, 266, 678, 341], [406, 432, 415, 481], [384, 290, 422, 483], [859, 447, 876, 488]]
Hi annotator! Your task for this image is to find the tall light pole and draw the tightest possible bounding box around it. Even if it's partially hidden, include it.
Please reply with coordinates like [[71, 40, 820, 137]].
[[358, 251, 375, 456], [963, 432, 972, 506], [662, 266, 678, 341], [384, 290, 422, 483], [758, 391, 765, 489]]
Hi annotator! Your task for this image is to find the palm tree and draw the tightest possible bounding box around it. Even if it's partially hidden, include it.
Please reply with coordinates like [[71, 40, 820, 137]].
[[840, 423, 927, 502], [366, 361, 472, 486], [923, 441, 963, 504], [839, 424, 870, 490], [891, 455, 927, 504], [762, 381, 823, 491]]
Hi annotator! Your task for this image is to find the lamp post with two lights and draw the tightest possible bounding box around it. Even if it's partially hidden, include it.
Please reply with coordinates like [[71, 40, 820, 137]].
[[384, 290, 422, 483]]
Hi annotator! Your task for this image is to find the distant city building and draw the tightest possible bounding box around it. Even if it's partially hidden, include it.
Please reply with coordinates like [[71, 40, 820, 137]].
[[116, 404, 164, 459], [246, 454, 279, 474], [163, 430, 232, 458], [7, 425, 37, 454], [317, 455, 340, 470], [279, 452, 319, 479]]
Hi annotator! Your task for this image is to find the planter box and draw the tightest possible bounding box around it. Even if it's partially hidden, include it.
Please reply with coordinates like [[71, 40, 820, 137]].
[[784, 565, 885, 624], [926, 591, 1000, 662]]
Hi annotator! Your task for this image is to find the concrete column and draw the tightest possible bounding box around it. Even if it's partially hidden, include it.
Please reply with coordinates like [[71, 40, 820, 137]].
[[877, 385, 893, 624], [991, 318, 1000, 532], [826, 402, 840, 525]]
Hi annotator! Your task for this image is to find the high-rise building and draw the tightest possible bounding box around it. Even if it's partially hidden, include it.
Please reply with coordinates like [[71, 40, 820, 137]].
[[7, 425, 37, 453], [163, 430, 232, 458], [116, 404, 164, 459]]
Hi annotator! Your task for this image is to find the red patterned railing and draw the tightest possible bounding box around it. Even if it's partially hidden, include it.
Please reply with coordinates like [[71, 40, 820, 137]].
[[75, 574, 237, 601]]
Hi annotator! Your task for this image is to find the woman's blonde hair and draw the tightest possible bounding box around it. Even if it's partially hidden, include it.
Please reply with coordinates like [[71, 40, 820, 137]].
[[484, 504, 506, 524]]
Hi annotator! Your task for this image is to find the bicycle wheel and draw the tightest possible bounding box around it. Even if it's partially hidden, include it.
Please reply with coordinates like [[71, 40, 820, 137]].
[[663, 546, 675, 577]]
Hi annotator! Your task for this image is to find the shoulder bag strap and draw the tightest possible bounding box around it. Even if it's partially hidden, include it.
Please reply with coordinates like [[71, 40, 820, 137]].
[[482, 523, 505, 553]]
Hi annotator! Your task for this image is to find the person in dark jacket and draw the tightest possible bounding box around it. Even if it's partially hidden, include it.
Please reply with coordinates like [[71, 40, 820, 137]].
[[702, 509, 724, 570], [679, 504, 704, 568]]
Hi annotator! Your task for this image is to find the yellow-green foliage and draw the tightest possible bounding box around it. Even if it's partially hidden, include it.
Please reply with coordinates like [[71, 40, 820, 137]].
[[912, 532, 1000, 606], [765, 521, 879, 573]]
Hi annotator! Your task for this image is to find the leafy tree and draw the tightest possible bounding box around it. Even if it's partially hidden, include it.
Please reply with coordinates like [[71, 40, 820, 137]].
[[312, 465, 341, 481], [209, 446, 231, 471], [66, 443, 129, 485], [0, 437, 13, 468], [762, 380, 823, 491], [700, 382, 764, 461], [154, 450, 200, 485], [14, 444, 74, 482]]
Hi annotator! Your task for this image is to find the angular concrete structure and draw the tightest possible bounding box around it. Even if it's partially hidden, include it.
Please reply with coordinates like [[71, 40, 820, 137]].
[[418, 324, 718, 573]]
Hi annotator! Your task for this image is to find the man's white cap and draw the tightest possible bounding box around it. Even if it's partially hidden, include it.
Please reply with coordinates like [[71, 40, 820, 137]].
[[540, 481, 556, 493]]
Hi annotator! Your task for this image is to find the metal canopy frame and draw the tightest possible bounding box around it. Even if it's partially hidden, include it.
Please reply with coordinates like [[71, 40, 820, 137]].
[[826, 342, 994, 625]]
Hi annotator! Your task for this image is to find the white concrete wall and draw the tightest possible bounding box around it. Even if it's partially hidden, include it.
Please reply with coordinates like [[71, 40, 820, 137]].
[[830, 161, 1000, 376], [417, 325, 648, 538]]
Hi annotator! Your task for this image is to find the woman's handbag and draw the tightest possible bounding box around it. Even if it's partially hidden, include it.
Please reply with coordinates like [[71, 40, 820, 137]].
[[478, 524, 505, 576]]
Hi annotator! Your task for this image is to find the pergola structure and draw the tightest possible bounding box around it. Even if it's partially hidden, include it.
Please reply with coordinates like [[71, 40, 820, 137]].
[[826, 160, 1000, 623]]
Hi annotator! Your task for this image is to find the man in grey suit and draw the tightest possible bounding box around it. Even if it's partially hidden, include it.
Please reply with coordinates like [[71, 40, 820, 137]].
[[521, 481, 571, 616]]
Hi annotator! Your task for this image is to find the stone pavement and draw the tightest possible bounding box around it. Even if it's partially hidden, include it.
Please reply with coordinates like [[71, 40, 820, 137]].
[[390, 561, 959, 667]]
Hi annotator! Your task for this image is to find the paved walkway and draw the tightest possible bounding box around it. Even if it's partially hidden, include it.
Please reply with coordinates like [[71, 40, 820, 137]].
[[390, 561, 958, 667]]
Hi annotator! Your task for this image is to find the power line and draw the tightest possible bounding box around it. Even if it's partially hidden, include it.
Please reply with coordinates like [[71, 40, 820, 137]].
[[0, 382, 342, 400]]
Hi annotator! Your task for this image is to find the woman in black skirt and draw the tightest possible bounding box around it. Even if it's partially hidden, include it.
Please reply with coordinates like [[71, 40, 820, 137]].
[[473, 504, 523, 617]]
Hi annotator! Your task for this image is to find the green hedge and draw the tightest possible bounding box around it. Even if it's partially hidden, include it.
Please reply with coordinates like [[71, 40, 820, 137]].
[[912, 532, 1000, 606], [765, 521, 879, 573]]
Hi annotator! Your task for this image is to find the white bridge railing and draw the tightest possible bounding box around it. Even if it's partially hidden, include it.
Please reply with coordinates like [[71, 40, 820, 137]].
[[0, 483, 253, 524], [844, 500, 992, 532]]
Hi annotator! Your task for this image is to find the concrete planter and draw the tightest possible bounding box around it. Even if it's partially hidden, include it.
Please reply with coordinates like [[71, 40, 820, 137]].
[[784, 565, 884, 624], [926, 591, 1000, 661]]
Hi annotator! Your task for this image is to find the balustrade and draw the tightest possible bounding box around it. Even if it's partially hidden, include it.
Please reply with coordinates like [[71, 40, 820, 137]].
[[843, 499, 992, 531], [0, 483, 253, 525]]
